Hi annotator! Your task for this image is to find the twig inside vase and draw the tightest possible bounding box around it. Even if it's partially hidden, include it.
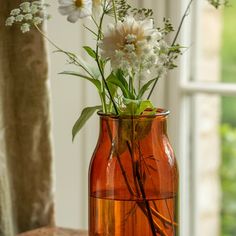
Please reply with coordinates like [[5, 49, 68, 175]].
[[105, 119, 136, 196], [137, 142, 178, 228], [126, 140, 157, 236], [104, 119, 177, 234]]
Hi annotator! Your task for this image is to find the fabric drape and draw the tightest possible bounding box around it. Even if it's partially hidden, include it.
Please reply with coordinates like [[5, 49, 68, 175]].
[[0, 1, 54, 235]]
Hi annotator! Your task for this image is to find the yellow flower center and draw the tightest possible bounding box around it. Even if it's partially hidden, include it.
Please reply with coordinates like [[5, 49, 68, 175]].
[[75, 0, 83, 8]]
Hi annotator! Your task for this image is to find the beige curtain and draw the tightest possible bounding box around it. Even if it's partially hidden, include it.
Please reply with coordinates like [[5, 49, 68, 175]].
[[0, 1, 54, 235]]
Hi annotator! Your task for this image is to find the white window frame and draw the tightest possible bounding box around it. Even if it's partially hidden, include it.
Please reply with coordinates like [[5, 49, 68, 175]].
[[166, 0, 236, 236]]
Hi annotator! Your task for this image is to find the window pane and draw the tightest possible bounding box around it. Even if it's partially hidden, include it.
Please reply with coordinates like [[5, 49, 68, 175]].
[[197, 1, 236, 84], [221, 96, 236, 236], [221, 0, 236, 84], [191, 94, 236, 236]]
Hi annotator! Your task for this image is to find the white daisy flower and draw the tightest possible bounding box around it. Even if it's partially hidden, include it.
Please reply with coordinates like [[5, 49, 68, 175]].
[[58, 0, 93, 23], [99, 17, 161, 72]]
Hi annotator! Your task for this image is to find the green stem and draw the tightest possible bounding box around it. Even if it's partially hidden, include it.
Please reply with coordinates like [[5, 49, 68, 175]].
[[147, 0, 194, 99], [171, 0, 194, 47], [147, 76, 160, 100], [111, 0, 118, 23], [95, 11, 119, 115], [34, 24, 94, 78]]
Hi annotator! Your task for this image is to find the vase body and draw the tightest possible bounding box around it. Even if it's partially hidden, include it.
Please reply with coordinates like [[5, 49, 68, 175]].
[[89, 110, 179, 236]]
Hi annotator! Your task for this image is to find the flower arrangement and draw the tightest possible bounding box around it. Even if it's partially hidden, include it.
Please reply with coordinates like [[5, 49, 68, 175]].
[[6, 0, 227, 139], [5, 1, 228, 235]]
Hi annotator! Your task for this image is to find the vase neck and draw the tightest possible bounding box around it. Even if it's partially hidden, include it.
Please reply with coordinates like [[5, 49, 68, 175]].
[[98, 115, 168, 142]]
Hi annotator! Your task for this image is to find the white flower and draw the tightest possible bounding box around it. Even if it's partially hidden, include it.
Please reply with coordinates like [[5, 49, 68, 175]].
[[21, 23, 30, 33], [32, 1, 42, 5], [31, 4, 39, 14], [20, 2, 31, 13], [5, 16, 15, 26], [58, 0, 92, 23], [33, 17, 43, 25], [10, 8, 21, 16], [20, 2, 31, 8], [24, 13, 33, 20], [99, 17, 161, 72], [15, 14, 24, 22]]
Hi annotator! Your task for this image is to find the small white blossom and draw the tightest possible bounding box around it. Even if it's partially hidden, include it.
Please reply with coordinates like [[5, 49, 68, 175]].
[[20, 2, 31, 8], [33, 16, 43, 25], [126, 34, 137, 44], [124, 44, 135, 53], [31, 4, 39, 14], [115, 50, 125, 59], [58, 0, 93, 23], [159, 40, 169, 53], [156, 65, 167, 78], [32, 1, 42, 5], [24, 13, 33, 20], [159, 54, 169, 64], [20, 2, 31, 13], [10, 8, 21, 16], [5, 16, 15, 26], [20, 23, 30, 33], [15, 14, 24, 22]]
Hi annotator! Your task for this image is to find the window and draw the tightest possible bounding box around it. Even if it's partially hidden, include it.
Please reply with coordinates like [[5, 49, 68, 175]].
[[166, 0, 236, 235]]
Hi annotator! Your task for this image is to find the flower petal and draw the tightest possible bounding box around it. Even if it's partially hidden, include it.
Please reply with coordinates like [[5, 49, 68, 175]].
[[67, 11, 80, 22], [58, 0, 74, 5], [58, 5, 76, 15]]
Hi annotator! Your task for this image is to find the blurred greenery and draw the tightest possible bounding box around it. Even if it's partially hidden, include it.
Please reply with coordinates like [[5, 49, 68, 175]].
[[221, 0, 236, 126], [220, 125, 236, 236], [221, 0, 236, 235]]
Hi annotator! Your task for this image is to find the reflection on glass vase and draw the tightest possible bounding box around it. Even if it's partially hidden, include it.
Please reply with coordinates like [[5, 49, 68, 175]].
[[89, 109, 179, 236]]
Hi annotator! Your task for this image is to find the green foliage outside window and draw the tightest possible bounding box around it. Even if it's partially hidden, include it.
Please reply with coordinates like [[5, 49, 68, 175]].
[[220, 125, 236, 236], [221, 0, 236, 235]]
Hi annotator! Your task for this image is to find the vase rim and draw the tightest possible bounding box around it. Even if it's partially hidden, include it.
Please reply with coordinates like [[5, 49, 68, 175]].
[[97, 108, 170, 119]]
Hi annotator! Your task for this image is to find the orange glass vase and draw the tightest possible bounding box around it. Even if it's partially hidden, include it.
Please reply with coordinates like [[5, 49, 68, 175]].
[[89, 109, 179, 236]]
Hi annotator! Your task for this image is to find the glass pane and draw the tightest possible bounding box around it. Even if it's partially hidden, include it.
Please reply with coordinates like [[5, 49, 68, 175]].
[[221, 96, 236, 236], [221, 1, 236, 84], [189, 94, 236, 236], [196, 1, 236, 84]]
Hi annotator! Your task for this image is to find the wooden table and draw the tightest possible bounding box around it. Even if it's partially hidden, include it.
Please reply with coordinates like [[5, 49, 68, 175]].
[[18, 227, 88, 236]]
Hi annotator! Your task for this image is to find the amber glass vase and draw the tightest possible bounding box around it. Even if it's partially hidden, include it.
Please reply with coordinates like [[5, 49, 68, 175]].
[[89, 109, 179, 236]]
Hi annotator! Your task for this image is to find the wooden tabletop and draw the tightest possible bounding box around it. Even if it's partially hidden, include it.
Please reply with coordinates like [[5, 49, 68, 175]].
[[18, 227, 88, 236]]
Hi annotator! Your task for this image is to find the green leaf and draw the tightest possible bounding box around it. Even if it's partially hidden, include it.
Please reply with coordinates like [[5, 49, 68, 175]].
[[107, 72, 132, 98], [83, 46, 97, 59], [59, 71, 102, 92], [122, 98, 140, 115], [106, 73, 118, 97], [54, 49, 100, 79], [122, 99, 154, 115], [77, 57, 100, 79], [136, 100, 154, 115], [72, 106, 101, 141], [137, 79, 157, 99]]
